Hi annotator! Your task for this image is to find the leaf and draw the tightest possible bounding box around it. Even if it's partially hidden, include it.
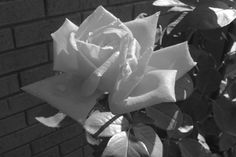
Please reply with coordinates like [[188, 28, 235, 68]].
[[213, 96, 236, 136], [228, 80, 236, 99], [175, 74, 194, 101], [226, 53, 236, 78], [196, 68, 222, 95], [35, 112, 66, 128], [179, 91, 211, 122], [146, 103, 183, 130], [219, 133, 236, 151], [84, 111, 129, 137], [102, 131, 149, 157], [168, 113, 193, 139], [199, 117, 221, 136], [179, 139, 211, 157], [153, 0, 188, 7], [209, 7, 236, 27], [134, 124, 163, 157], [132, 111, 155, 125], [163, 140, 182, 157]]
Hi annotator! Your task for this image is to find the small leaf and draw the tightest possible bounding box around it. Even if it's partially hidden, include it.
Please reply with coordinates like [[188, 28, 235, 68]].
[[179, 139, 211, 157], [134, 124, 163, 157], [84, 111, 129, 137], [213, 96, 236, 136], [102, 131, 149, 157], [35, 112, 66, 128], [146, 103, 183, 130], [153, 0, 188, 7], [209, 7, 236, 27], [175, 74, 194, 101]]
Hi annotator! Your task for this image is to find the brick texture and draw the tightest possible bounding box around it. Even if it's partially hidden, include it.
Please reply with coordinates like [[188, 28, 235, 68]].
[[0, 112, 26, 136], [0, 124, 55, 153], [33, 147, 60, 157], [0, 0, 45, 26], [20, 63, 53, 86], [0, 29, 14, 52], [0, 74, 19, 98], [31, 124, 83, 154], [0, 44, 48, 75], [0, 0, 154, 156], [3, 145, 31, 157], [60, 134, 85, 155]]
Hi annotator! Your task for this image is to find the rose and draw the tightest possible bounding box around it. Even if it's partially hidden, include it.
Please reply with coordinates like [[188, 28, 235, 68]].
[[22, 6, 196, 125]]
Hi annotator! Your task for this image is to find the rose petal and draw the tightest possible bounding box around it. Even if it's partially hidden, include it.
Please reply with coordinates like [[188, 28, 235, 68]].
[[51, 19, 82, 73], [22, 74, 101, 124], [76, 6, 117, 41], [149, 41, 196, 80], [52, 19, 96, 79], [125, 12, 160, 54], [110, 70, 177, 114]]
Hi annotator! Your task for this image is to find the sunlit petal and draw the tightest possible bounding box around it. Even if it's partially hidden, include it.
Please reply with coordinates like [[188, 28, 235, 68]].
[[22, 74, 101, 124], [149, 42, 196, 79], [76, 6, 117, 40], [125, 12, 160, 53], [110, 70, 177, 114]]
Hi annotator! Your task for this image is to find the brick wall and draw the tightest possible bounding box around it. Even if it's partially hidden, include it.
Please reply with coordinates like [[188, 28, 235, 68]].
[[0, 0, 158, 157]]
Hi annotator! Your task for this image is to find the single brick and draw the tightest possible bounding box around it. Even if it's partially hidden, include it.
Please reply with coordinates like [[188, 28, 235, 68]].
[[64, 148, 83, 157], [0, 0, 45, 26], [0, 112, 26, 137], [6, 93, 44, 118], [0, 123, 55, 153], [14, 14, 81, 47], [0, 74, 19, 98], [3, 145, 31, 157], [0, 29, 14, 52], [0, 100, 11, 119], [83, 144, 94, 157], [31, 123, 83, 154], [20, 63, 53, 86], [0, 44, 48, 75], [108, 5, 134, 22], [60, 134, 85, 155], [33, 147, 60, 157], [46, 0, 107, 16]]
